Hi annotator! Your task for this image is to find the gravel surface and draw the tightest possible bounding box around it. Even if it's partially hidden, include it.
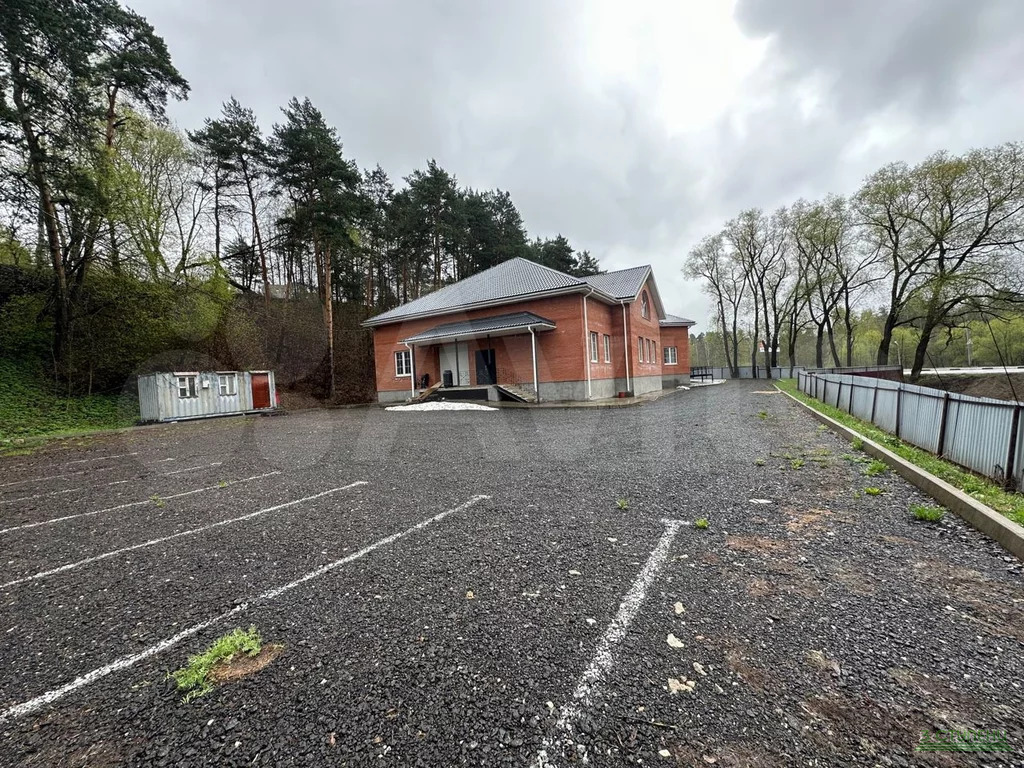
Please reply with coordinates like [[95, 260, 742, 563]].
[[0, 382, 1021, 767]]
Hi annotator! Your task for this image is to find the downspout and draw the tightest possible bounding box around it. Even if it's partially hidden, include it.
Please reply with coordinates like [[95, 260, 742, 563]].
[[529, 326, 540, 403], [582, 287, 595, 399], [404, 341, 416, 400], [620, 300, 631, 393]]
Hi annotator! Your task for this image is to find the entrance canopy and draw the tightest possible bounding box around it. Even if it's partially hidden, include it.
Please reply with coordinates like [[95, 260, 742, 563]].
[[401, 311, 555, 345]]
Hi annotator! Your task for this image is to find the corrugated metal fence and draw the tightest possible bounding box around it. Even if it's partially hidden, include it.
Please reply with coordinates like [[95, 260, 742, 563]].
[[798, 371, 1024, 489]]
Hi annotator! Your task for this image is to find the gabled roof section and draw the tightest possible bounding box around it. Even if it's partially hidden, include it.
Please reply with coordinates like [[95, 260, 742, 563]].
[[661, 313, 696, 327], [362, 257, 593, 327], [402, 311, 555, 344], [582, 265, 650, 300]]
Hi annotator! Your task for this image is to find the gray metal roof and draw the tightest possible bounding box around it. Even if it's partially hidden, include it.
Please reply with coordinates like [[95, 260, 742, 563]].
[[402, 311, 556, 344], [363, 258, 589, 326], [583, 265, 651, 300], [661, 313, 696, 326]]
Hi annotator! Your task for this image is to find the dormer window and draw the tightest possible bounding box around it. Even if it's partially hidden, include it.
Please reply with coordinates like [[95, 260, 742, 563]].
[[640, 290, 650, 319]]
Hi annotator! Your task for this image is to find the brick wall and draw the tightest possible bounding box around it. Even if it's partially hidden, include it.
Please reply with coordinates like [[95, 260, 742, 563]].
[[660, 325, 691, 374], [372, 294, 590, 393]]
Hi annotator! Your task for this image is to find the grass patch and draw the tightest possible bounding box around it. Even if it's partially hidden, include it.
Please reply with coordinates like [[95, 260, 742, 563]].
[[694, 517, 710, 530], [0, 359, 134, 447], [170, 626, 264, 702], [851, 437, 864, 452], [616, 498, 630, 510], [912, 504, 946, 523], [864, 486, 883, 496], [754, 457, 766, 466], [776, 379, 1024, 527], [864, 459, 888, 477], [757, 410, 769, 420], [790, 458, 805, 469]]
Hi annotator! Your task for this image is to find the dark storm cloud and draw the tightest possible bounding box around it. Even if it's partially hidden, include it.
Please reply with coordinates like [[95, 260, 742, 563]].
[[734, 0, 1023, 119], [128, 0, 1024, 324]]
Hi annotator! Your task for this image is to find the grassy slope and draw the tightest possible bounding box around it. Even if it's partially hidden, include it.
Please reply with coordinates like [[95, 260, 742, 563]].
[[776, 378, 1024, 527], [0, 359, 135, 444]]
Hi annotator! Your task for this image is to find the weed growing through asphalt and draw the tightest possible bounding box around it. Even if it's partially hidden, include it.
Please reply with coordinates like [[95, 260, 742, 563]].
[[754, 458, 766, 466], [694, 517, 709, 530], [218, 480, 228, 488], [616, 498, 630, 510], [170, 626, 263, 702], [149, 494, 164, 508], [790, 458, 805, 469], [864, 487, 883, 496], [851, 437, 865, 452], [912, 504, 946, 523], [864, 459, 888, 477], [757, 410, 769, 420]]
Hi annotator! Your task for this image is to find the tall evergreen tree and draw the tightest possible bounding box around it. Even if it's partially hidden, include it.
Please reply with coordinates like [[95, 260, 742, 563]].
[[270, 97, 360, 399]]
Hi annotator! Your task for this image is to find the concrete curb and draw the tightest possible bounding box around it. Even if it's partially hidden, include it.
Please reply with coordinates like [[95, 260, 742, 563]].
[[776, 386, 1024, 562]]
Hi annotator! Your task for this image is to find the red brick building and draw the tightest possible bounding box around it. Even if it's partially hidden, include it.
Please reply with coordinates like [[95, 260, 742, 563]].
[[362, 258, 694, 403]]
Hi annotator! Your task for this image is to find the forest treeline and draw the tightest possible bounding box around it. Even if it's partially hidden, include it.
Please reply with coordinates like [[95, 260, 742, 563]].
[[685, 143, 1024, 380], [0, 0, 599, 401]]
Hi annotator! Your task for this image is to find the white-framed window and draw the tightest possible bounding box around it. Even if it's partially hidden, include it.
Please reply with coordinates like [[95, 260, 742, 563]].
[[603, 334, 611, 363], [217, 373, 237, 396], [646, 338, 653, 363], [652, 340, 656, 363], [664, 346, 678, 365], [176, 374, 197, 399], [395, 349, 412, 377], [640, 290, 650, 319], [589, 331, 599, 363], [638, 337, 644, 362]]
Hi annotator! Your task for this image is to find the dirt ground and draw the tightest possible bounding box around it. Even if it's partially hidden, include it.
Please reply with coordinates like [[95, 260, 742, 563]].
[[917, 373, 1024, 403]]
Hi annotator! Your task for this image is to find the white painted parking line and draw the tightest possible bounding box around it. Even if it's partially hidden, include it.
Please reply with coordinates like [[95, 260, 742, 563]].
[[0, 465, 116, 489], [0, 493, 490, 724], [0, 488, 80, 506], [1, 481, 368, 588], [159, 461, 223, 476], [62, 452, 139, 466], [531, 518, 684, 768], [0, 472, 280, 536]]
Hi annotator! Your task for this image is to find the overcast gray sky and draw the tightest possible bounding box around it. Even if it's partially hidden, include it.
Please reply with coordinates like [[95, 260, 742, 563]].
[[127, 0, 1024, 326]]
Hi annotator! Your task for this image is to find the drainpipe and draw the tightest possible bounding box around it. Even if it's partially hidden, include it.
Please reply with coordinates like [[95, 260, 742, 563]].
[[404, 341, 415, 400], [582, 287, 595, 399], [529, 326, 540, 403], [620, 300, 631, 393]]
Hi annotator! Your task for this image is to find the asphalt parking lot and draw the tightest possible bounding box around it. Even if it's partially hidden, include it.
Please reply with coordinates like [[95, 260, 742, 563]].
[[1, 381, 1022, 767]]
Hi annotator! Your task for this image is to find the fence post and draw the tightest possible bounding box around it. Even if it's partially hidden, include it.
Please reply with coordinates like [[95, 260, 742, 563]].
[[936, 392, 951, 457], [837, 380, 843, 410], [1005, 405, 1021, 491], [870, 382, 878, 423], [894, 384, 903, 438]]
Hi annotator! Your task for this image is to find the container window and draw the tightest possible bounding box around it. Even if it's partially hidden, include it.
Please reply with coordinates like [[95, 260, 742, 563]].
[[218, 373, 237, 396], [176, 375, 197, 399], [589, 331, 598, 363], [641, 290, 650, 319], [664, 346, 677, 365], [603, 334, 611, 363]]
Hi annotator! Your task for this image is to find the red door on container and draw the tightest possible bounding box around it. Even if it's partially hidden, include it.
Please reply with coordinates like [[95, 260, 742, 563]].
[[251, 373, 271, 409]]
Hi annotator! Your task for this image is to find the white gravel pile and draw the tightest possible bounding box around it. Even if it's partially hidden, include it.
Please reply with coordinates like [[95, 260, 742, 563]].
[[385, 401, 498, 412]]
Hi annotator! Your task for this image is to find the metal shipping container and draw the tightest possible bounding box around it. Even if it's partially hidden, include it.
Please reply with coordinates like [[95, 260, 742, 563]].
[[137, 370, 277, 423]]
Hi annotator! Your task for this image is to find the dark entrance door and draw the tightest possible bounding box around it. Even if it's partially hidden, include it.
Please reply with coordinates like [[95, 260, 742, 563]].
[[251, 373, 271, 409], [475, 349, 496, 385]]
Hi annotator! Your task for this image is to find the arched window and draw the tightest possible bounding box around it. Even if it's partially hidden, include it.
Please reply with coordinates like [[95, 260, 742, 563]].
[[640, 290, 650, 319]]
